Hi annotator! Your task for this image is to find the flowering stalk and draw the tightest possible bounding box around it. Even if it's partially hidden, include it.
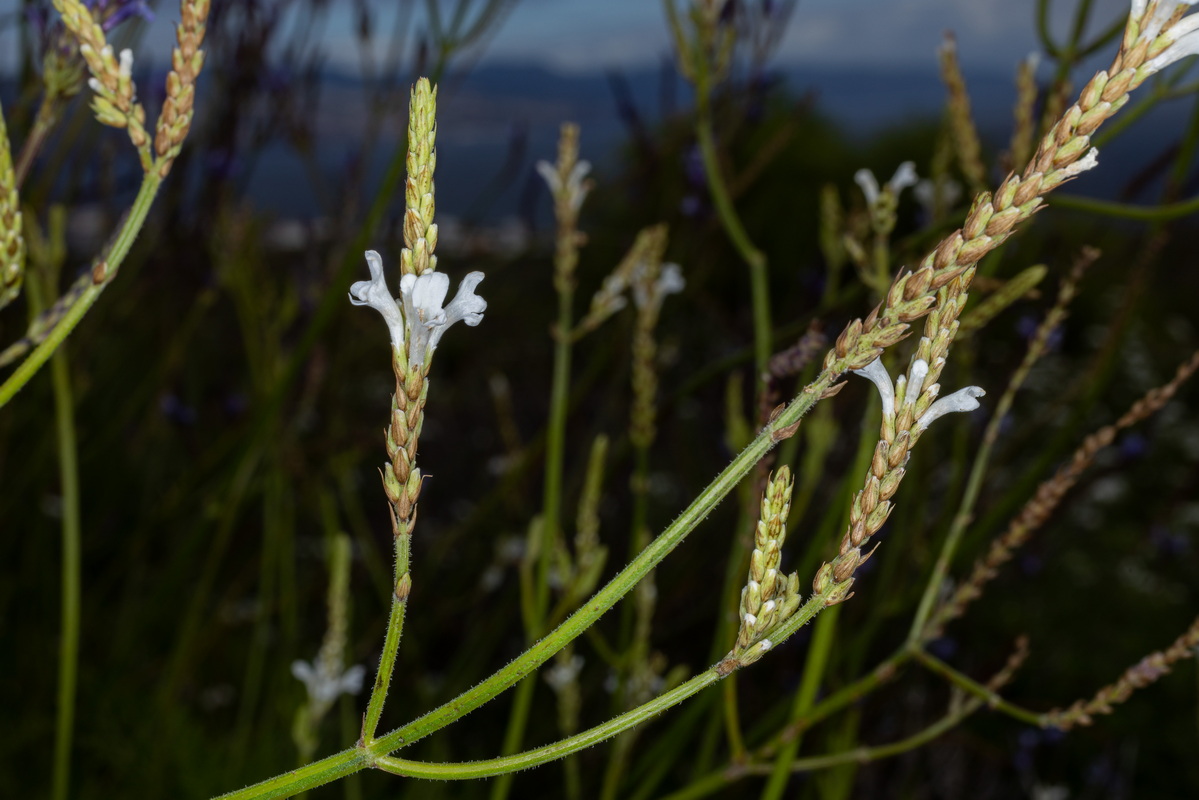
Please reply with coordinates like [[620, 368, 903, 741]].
[[854, 161, 918, 295], [1044, 615, 1199, 729], [53, 0, 152, 167], [358, 78, 434, 745], [292, 535, 365, 764], [602, 227, 684, 800], [0, 0, 210, 407], [0, 100, 23, 311], [222, 5, 1199, 797], [489, 123, 590, 800], [666, 0, 772, 382], [350, 79, 488, 747], [154, 0, 210, 177]]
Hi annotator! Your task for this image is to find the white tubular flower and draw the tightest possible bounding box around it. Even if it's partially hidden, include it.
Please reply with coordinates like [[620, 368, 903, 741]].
[[1133, 0, 1199, 44], [632, 261, 685, 311], [905, 358, 930, 403], [853, 169, 881, 206], [536, 159, 593, 213], [349, 250, 406, 347], [1054, 147, 1100, 182], [854, 161, 919, 207], [1145, 10, 1199, 72], [544, 654, 585, 692], [915, 386, 987, 432], [854, 356, 984, 432], [351, 251, 487, 360], [400, 270, 487, 366], [851, 358, 896, 419], [118, 48, 134, 80], [291, 659, 366, 706], [889, 161, 919, 194]]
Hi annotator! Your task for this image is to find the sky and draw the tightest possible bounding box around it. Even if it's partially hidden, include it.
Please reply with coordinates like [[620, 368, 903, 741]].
[[0, 0, 1141, 77]]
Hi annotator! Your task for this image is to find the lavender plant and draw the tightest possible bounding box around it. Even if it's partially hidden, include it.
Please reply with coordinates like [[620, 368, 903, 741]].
[[5, 1, 1199, 798]]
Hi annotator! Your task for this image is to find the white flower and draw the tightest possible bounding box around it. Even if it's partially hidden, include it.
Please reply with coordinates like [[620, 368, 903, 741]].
[[1052, 147, 1100, 183], [399, 269, 487, 366], [852, 356, 984, 431], [632, 261, 685, 311], [855, 161, 918, 207], [291, 659, 366, 707], [1139, 1, 1199, 72], [913, 177, 963, 217], [1133, 0, 1199, 39], [914, 385, 986, 432], [350, 250, 487, 363], [119, 48, 134, 80], [536, 158, 592, 213], [544, 654, 585, 691], [349, 250, 406, 346], [851, 358, 895, 419]]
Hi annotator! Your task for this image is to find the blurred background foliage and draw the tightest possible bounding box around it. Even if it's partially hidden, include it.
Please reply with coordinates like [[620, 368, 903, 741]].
[[2, 0, 1199, 798]]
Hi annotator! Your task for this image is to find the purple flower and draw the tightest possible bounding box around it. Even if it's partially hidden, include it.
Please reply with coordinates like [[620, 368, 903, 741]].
[[85, 0, 155, 32]]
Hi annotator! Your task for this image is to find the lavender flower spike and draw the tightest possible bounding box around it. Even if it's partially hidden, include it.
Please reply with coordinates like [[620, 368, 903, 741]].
[[349, 251, 406, 347], [536, 158, 592, 213], [915, 386, 986, 432]]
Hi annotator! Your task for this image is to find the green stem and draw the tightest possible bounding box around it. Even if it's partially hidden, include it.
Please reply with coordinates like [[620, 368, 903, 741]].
[[1049, 191, 1199, 220], [14, 92, 60, 188], [754, 694, 984, 773], [32, 273, 81, 800], [361, 528, 411, 743], [760, 603, 839, 800], [374, 592, 835, 782], [491, 238, 577, 800], [539, 283, 574, 622], [0, 173, 162, 409], [217, 375, 836, 800], [693, 78, 772, 380], [911, 648, 1043, 726]]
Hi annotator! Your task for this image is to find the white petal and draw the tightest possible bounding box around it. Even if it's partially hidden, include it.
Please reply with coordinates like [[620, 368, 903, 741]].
[[339, 664, 367, 695], [1054, 147, 1100, 181], [568, 160, 592, 190], [915, 386, 985, 432], [535, 160, 561, 194], [291, 660, 316, 685], [657, 262, 686, 296], [349, 251, 405, 346], [443, 271, 487, 328], [905, 358, 929, 404], [888, 161, 919, 195], [1147, 27, 1199, 72], [411, 272, 450, 322], [851, 358, 896, 419], [854, 168, 881, 206]]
